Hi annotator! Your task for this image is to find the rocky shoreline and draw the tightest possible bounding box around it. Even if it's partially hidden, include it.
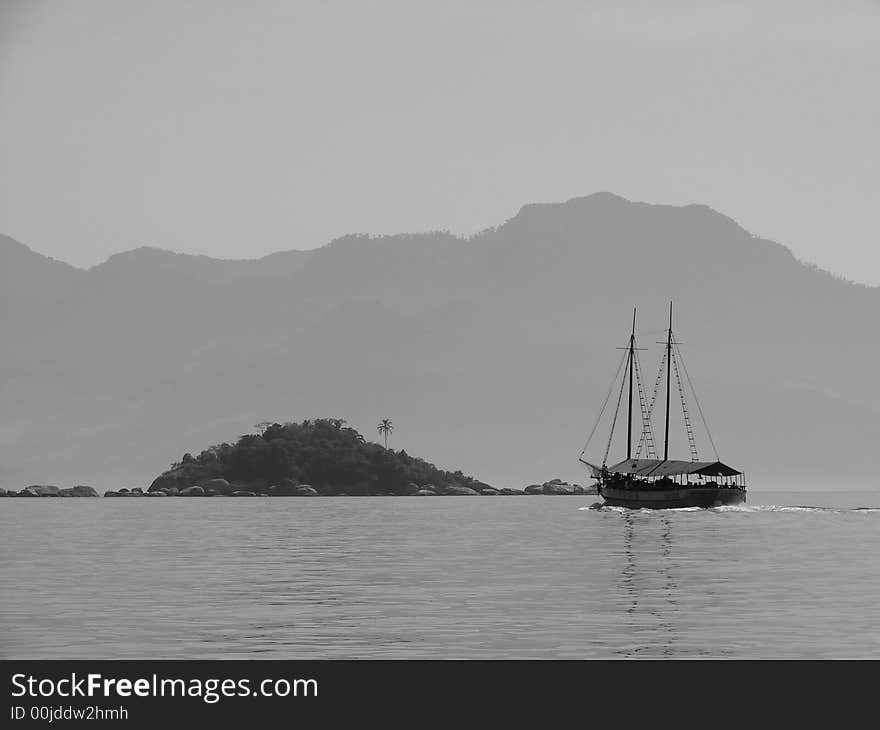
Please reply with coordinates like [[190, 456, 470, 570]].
[[0, 485, 99, 497], [140, 476, 596, 497], [1, 479, 596, 498]]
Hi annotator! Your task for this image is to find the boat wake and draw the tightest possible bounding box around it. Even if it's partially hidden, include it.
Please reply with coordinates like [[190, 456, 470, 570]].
[[581, 503, 880, 515]]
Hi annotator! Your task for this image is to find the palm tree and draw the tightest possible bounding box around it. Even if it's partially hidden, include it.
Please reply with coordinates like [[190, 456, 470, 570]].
[[377, 418, 394, 449]]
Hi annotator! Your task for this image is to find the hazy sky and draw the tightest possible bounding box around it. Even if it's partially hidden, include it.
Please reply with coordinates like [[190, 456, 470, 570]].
[[1, 0, 878, 283]]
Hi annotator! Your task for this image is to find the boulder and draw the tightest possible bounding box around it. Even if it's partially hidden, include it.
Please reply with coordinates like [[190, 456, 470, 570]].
[[480, 488, 500, 495], [414, 489, 437, 496], [58, 485, 99, 498], [118, 488, 130, 493], [179, 486, 205, 497], [148, 490, 167, 497], [17, 487, 41, 497], [499, 488, 525, 495], [165, 487, 179, 496], [149, 460, 223, 493], [230, 490, 257, 497], [0, 487, 7, 497], [524, 484, 545, 494], [103, 490, 121, 497], [471, 481, 495, 492], [441, 484, 480, 496], [148, 470, 189, 493], [540, 480, 587, 495], [269, 482, 302, 496], [131, 487, 144, 494], [294, 486, 318, 496], [404, 482, 422, 495], [25, 485, 61, 497]]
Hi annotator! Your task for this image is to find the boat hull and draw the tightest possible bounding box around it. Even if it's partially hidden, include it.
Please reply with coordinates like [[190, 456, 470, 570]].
[[599, 485, 746, 509]]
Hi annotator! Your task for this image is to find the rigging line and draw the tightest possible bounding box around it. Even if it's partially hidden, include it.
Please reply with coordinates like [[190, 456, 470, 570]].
[[637, 347, 666, 457], [632, 349, 657, 459], [670, 344, 699, 461], [632, 349, 647, 456], [674, 342, 720, 461], [603, 349, 631, 467], [579, 348, 629, 458]]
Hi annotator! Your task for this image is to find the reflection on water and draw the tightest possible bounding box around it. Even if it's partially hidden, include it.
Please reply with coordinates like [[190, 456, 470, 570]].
[[2, 492, 880, 658], [617, 514, 680, 657]]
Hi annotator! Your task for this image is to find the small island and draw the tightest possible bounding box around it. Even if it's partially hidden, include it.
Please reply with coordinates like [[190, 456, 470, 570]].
[[0, 420, 596, 497], [129, 419, 595, 498]]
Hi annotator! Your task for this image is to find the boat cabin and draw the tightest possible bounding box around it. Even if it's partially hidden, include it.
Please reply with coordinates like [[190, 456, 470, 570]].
[[604, 459, 744, 490]]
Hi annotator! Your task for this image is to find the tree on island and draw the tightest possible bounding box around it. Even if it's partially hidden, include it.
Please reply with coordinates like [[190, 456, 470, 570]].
[[377, 418, 394, 449]]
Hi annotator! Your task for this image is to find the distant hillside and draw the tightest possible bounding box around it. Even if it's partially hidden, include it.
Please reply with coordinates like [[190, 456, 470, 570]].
[[0, 194, 877, 490]]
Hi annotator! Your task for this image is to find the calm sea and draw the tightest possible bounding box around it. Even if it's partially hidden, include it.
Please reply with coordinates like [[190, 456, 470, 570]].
[[2, 491, 879, 659]]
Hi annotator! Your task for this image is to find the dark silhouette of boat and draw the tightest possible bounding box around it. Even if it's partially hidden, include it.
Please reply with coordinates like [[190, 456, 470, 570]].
[[580, 303, 746, 509]]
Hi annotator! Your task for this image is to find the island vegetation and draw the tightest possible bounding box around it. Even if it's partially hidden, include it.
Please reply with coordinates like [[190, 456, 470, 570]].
[[133, 419, 593, 497]]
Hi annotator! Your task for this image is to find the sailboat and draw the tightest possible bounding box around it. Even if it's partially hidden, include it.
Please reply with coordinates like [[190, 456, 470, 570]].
[[579, 303, 747, 509]]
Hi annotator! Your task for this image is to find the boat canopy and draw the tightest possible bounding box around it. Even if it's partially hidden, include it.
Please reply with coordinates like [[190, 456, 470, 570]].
[[606, 459, 741, 477]]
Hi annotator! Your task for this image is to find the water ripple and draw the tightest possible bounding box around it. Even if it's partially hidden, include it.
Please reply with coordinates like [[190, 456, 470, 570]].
[[2, 491, 880, 658]]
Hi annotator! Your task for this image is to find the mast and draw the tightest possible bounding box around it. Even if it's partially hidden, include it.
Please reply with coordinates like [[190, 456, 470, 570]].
[[626, 308, 636, 460], [664, 301, 672, 461]]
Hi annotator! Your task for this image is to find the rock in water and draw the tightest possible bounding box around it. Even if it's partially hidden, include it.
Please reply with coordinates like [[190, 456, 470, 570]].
[[541, 480, 587, 495], [499, 488, 525, 495], [23, 485, 61, 497], [58, 485, 99, 497], [524, 484, 544, 495], [179, 486, 205, 497], [471, 481, 495, 492], [199, 478, 231, 494], [269, 480, 301, 496], [442, 485, 480, 496], [294, 486, 318, 496], [414, 489, 437, 496], [230, 491, 257, 497]]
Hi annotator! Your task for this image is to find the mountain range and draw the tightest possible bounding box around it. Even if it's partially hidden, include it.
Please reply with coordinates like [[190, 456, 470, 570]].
[[2, 192, 877, 490]]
